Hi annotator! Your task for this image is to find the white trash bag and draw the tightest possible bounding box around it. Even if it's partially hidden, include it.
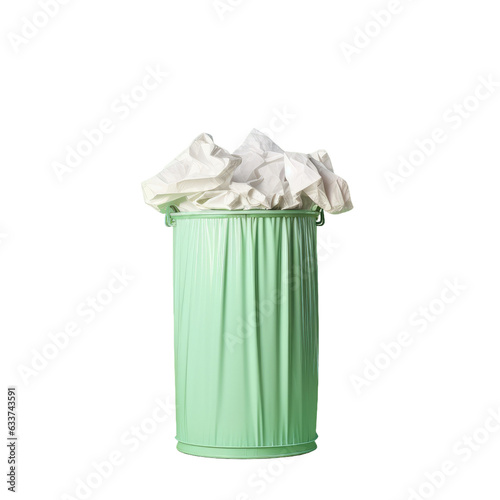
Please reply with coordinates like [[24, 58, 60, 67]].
[[142, 129, 353, 214]]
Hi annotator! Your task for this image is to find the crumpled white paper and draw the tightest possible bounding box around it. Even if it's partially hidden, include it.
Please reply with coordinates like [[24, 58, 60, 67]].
[[142, 129, 352, 214]]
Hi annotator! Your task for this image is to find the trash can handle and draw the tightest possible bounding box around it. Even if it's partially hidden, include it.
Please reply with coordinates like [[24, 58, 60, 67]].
[[316, 208, 325, 227], [165, 205, 180, 227]]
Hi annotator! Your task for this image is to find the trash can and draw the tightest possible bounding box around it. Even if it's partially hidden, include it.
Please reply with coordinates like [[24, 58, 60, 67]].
[[166, 206, 324, 459]]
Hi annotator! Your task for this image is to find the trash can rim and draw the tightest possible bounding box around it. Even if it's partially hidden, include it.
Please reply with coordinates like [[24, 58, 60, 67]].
[[170, 209, 319, 220]]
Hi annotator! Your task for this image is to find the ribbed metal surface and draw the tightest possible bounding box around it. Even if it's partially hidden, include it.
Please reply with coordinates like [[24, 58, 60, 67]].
[[172, 211, 319, 458]]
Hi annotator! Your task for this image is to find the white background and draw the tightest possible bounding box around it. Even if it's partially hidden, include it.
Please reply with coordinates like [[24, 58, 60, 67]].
[[1, 0, 500, 499]]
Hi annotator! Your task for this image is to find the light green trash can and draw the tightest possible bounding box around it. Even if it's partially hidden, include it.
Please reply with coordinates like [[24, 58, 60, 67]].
[[166, 207, 324, 458]]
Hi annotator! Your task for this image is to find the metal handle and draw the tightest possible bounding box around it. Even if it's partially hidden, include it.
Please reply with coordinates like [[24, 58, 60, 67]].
[[165, 205, 180, 227], [316, 208, 325, 226]]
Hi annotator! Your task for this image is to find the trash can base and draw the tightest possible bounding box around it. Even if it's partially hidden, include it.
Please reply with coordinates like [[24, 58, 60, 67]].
[[176, 440, 317, 459]]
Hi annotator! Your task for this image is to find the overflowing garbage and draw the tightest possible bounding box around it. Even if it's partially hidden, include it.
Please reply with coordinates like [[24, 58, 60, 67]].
[[142, 129, 352, 214]]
